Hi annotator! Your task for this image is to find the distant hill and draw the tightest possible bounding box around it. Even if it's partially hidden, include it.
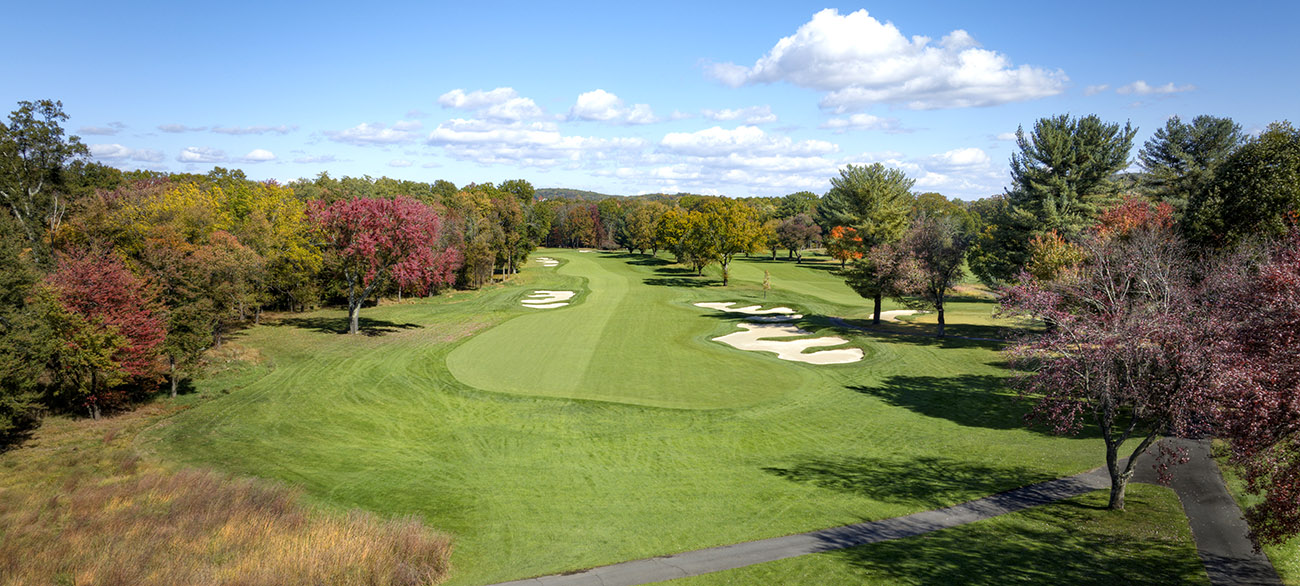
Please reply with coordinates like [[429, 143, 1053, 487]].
[[535, 188, 617, 201], [536, 189, 723, 203]]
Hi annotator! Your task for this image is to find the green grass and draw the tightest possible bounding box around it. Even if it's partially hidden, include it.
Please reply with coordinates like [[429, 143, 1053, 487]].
[[1214, 442, 1300, 584], [666, 484, 1208, 585], [141, 249, 1179, 585]]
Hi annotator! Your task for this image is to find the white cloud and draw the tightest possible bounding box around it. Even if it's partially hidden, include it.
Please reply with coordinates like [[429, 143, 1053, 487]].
[[701, 105, 778, 124], [707, 8, 1065, 111], [158, 124, 207, 133], [820, 113, 907, 134], [659, 125, 837, 157], [241, 149, 276, 163], [392, 120, 423, 131], [1084, 84, 1110, 96], [1117, 80, 1195, 95], [428, 117, 646, 168], [927, 147, 991, 168], [569, 89, 659, 124], [78, 122, 125, 136], [995, 132, 1018, 141], [177, 146, 227, 163], [324, 122, 421, 145], [438, 87, 545, 121], [213, 125, 296, 135], [388, 159, 413, 167], [89, 143, 164, 163], [292, 154, 337, 164]]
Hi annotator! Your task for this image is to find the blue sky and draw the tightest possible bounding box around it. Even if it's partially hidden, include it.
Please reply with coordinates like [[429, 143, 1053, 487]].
[[5, 1, 1296, 199]]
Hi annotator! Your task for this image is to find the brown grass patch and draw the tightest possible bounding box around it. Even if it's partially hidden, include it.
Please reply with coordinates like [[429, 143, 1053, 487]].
[[0, 406, 452, 586]]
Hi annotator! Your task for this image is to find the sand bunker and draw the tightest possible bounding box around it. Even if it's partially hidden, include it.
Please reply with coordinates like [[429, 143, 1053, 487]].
[[696, 301, 862, 364], [693, 302, 802, 318], [535, 257, 560, 267], [713, 323, 864, 365], [578, 249, 593, 253], [522, 290, 575, 309], [879, 309, 923, 322]]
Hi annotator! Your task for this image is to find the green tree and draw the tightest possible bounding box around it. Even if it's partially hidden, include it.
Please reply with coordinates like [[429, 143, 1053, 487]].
[[1185, 121, 1300, 248], [1009, 114, 1136, 234], [498, 178, 535, 204], [695, 198, 763, 285], [970, 114, 1136, 285], [776, 190, 818, 219], [1138, 115, 1243, 216], [0, 216, 51, 441], [819, 163, 914, 322], [0, 100, 89, 263]]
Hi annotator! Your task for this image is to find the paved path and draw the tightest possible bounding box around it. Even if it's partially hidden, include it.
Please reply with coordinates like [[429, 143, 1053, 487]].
[[489, 440, 1281, 586], [1134, 438, 1282, 586], [490, 468, 1112, 586]]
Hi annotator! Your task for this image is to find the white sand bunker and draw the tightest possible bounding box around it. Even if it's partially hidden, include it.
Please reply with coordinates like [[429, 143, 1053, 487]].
[[578, 249, 593, 253], [535, 257, 560, 267], [693, 302, 802, 318], [879, 309, 924, 322], [521, 290, 575, 309], [714, 323, 863, 365], [696, 301, 862, 364]]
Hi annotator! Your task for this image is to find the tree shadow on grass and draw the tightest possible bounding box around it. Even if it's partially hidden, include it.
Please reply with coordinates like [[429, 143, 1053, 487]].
[[605, 252, 671, 266], [849, 374, 1090, 437], [643, 266, 719, 288], [763, 455, 1054, 508], [820, 498, 1207, 585], [275, 316, 422, 336]]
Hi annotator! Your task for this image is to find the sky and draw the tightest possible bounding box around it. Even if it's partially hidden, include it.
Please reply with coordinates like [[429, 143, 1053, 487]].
[[5, 0, 1297, 200]]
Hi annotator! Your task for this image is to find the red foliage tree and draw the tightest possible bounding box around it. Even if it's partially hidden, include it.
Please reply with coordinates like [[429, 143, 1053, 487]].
[[309, 196, 460, 334], [1000, 205, 1219, 510], [45, 249, 165, 417], [1215, 230, 1300, 542]]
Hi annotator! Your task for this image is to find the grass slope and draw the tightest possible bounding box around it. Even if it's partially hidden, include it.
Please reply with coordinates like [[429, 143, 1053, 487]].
[[143, 249, 1171, 585], [666, 484, 1208, 586]]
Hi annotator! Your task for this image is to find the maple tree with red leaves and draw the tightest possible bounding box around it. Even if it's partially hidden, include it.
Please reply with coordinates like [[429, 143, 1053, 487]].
[[1000, 198, 1220, 510], [309, 196, 460, 334], [44, 249, 165, 418], [1214, 229, 1300, 543]]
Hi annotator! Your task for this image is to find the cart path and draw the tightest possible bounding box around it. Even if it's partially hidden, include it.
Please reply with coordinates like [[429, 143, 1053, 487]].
[[487, 439, 1280, 586]]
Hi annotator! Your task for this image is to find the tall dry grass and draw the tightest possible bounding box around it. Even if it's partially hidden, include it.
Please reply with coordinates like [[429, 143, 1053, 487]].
[[0, 405, 452, 586]]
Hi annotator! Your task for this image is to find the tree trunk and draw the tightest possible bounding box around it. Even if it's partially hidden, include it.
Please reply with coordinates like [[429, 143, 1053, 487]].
[[348, 302, 361, 335], [936, 307, 946, 338], [169, 355, 178, 398], [771, 248, 777, 260], [872, 293, 883, 325], [255, 306, 262, 325], [721, 260, 730, 286], [787, 249, 793, 260], [1105, 440, 1129, 510]]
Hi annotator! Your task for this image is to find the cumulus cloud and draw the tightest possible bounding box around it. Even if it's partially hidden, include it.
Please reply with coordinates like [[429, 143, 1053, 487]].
[[820, 113, 908, 134], [428, 117, 646, 168], [569, 90, 659, 124], [79, 122, 125, 136], [438, 87, 545, 121], [1117, 80, 1195, 95], [89, 143, 165, 163], [324, 122, 421, 145], [241, 149, 276, 163], [701, 105, 778, 124], [158, 124, 207, 133], [660, 125, 837, 158], [1084, 84, 1110, 96], [995, 132, 1018, 141], [177, 146, 227, 163], [707, 8, 1065, 111], [388, 159, 413, 167], [213, 125, 296, 135]]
